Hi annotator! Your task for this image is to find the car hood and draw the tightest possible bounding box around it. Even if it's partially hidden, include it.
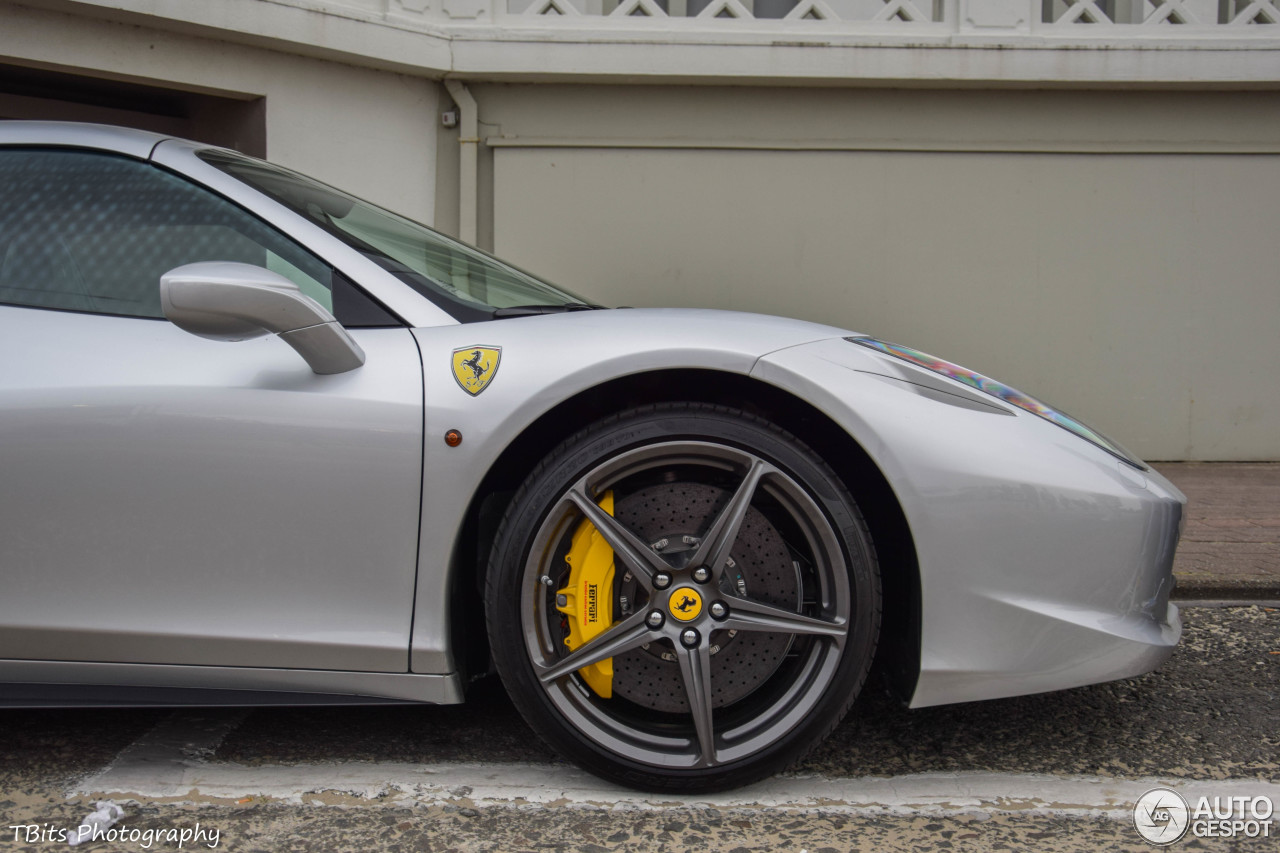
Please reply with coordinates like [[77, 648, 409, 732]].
[[469, 306, 858, 360]]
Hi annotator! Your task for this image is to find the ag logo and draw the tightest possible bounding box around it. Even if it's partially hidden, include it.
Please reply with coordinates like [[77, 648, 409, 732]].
[[451, 346, 501, 396], [668, 586, 703, 622], [1134, 787, 1190, 846]]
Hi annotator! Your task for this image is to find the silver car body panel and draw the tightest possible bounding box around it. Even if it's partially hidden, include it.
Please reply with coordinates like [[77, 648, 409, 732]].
[[407, 309, 853, 673], [0, 307, 424, 673], [404, 312, 1182, 707], [753, 338, 1183, 707], [0, 122, 1183, 709], [0, 120, 168, 159]]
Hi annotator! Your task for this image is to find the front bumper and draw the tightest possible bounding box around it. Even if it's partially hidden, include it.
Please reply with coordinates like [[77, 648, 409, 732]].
[[753, 338, 1185, 708]]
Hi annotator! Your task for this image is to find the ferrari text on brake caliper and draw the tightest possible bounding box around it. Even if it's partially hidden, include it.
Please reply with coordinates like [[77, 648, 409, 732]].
[[554, 491, 618, 698]]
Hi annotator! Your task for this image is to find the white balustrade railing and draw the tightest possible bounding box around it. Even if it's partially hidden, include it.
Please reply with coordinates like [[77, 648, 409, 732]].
[[495, 0, 1278, 27], [508, 0, 948, 22], [1042, 0, 1275, 24], [54, 0, 1280, 89]]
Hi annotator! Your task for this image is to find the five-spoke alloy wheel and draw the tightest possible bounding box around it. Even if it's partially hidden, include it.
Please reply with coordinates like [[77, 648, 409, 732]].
[[486, 404, 880, 792]]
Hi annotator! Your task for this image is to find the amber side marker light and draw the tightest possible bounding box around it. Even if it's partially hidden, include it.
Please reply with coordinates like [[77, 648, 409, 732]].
[[444, 429, 463, 447]]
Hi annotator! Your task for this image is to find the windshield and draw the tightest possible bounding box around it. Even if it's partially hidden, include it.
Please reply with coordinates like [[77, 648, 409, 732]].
[[198, 149, 594, 321]]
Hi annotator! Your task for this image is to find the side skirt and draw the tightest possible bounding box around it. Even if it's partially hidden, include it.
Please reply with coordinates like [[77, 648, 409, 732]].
[[0, 659, 463, 707]]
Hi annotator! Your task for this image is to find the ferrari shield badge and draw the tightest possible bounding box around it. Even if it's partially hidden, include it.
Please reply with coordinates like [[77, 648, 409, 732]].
[[451, 345, 502, 396]]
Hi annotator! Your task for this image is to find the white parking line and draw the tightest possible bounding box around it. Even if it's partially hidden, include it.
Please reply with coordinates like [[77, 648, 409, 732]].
[[77, 710, 247, 801], [75, 744, 1280, 819]]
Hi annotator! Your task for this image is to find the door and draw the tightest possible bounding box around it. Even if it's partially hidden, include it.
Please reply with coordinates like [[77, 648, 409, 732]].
[[0, 147, 423, 673]]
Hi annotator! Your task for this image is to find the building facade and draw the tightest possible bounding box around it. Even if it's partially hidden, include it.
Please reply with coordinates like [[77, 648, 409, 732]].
[[3, 0, 1278, 459]]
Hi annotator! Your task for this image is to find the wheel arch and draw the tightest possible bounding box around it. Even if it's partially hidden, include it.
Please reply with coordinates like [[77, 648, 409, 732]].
[[451, 368, 921, 703]]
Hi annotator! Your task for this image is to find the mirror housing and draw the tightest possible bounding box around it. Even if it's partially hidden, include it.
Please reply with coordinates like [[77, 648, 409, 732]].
[[160, 262, 365, 375]]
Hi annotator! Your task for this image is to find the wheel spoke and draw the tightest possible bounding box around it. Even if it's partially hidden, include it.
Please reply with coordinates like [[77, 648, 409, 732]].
[[675, 642, 717, 767], [536, 610, 652, 684], [721, 596, 846, 640], [689, 458, 767, 578], [566, 485, 669, 588]]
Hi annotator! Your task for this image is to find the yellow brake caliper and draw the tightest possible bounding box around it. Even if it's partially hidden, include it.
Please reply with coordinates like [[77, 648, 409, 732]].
[[555, 491, 616, 698]]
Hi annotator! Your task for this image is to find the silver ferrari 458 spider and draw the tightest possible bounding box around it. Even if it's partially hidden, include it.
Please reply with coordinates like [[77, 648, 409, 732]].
[[0, 122, 1183, 792]]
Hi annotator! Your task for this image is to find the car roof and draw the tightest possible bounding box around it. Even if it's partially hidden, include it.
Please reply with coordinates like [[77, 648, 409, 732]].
[[0, 120, 172, 159]]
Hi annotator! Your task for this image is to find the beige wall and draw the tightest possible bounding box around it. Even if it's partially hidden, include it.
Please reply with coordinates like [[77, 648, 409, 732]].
[[484, 86, 1280, 461], [2, 2, 441, 223]]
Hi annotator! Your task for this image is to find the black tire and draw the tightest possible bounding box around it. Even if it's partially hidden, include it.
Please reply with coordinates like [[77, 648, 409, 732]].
[[485, 403, 880, 792]]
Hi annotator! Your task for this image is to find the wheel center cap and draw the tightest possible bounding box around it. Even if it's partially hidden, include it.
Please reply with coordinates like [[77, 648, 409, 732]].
[[668, 586, 703, 621]]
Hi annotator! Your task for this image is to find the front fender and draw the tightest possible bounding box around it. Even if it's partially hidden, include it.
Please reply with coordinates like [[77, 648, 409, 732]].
[[408, 309, 849, 674]]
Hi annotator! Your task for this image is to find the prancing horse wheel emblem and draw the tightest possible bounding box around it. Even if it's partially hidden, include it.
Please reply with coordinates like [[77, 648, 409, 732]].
[[668, 586, 703, 622]]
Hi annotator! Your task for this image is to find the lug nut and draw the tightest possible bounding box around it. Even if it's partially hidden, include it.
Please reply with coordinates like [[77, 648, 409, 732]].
[[681, 628, 700, 648], [692, 566, 711, 583], [646, 610, 665, 629], [654, 572, 672, 590], [709, 601, 728, 620]]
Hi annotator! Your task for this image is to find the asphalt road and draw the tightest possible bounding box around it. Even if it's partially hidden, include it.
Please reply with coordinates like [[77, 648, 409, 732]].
[[1, 605, 1277, 852]]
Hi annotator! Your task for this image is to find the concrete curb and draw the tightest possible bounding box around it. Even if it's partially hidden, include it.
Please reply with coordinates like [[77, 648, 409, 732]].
[[1156, 463, 1279, 602], [1172, 580, 1280, 601]]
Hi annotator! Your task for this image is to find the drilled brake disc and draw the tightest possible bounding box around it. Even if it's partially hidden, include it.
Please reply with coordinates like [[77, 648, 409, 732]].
[[610, 482, 798, 713]]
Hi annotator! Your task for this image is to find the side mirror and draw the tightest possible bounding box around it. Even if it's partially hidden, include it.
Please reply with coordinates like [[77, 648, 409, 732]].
[[160, 262, 365, 375]]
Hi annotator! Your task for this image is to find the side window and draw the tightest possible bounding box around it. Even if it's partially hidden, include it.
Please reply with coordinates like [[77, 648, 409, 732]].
[[0, 148, 397, 326]]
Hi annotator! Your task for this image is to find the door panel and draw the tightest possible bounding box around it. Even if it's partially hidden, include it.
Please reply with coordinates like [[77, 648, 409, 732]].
[[0, 306, 423, 672]]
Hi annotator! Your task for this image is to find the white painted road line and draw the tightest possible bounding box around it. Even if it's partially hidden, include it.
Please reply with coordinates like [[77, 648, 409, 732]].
[[76, 710, 247, 801], [75, 756, 1280, 820], [74, 710, 1279, 818]]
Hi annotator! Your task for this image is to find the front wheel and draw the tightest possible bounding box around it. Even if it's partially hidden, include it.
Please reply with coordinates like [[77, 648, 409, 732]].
[[485, 404, 881, 792]]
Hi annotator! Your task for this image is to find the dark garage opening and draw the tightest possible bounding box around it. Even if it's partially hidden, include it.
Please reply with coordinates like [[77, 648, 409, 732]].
[[0, 62, 265, 156]]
